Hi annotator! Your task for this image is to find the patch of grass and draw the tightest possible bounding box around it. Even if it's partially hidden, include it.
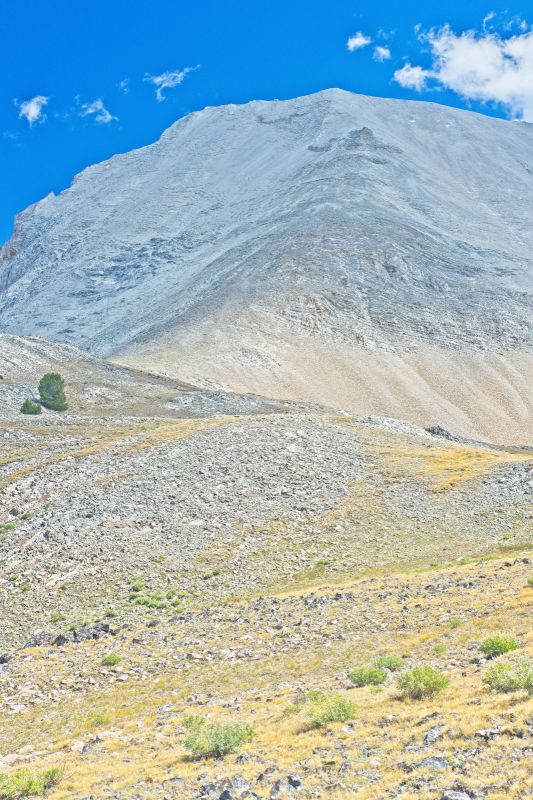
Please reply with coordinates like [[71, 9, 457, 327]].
[[479, 634, 520, 659], [483, 660, 533, 697], [49, 612, 66, 624], [373, 656, 404, 672], [0, 768, 61, 798], [349, 666, 387, 687], [89, 711, 110, 727], [101, 653, 121, 667], [527, 576, 533, 588], [0, 523, 16, 534], [449, 618, 462, 629], [202, 568, 222, 580], [433, 644, 446, 656], [182, 716, 255, 759], [129, 580, 144, 593], [104, 609, 117, 619], [305, 693, 357, 729], [397, 666, 449, 700], [281, 704, 301, 718]]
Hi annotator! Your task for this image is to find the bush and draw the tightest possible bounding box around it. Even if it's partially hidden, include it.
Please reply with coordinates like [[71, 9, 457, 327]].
[[38, 373, 68, 412], [89, 711, 110, 727], [101, 653, 121, 667], [483, 660, 533, 697], [479, 635, 520, 659], [374, 656, 404, 672], [397, 666, 449, 700], [20, 399, 41, 415], [527, 576, 533, 587], [0, 768, 61, 798], [306, 693, 357, 729], [349, 666, 387, 687], [183, 716, 255, 759]]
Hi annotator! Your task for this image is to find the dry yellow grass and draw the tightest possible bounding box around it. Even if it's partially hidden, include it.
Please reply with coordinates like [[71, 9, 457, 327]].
[[1, 556, 531, 799]]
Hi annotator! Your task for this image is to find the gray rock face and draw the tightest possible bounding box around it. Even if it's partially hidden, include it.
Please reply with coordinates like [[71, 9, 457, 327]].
[[1, 90, 533, 443], [1, 89, 531, 355]]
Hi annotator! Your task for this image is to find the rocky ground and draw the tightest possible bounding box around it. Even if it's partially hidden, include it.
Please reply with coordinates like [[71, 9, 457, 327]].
[[0, 337, 531, 798]]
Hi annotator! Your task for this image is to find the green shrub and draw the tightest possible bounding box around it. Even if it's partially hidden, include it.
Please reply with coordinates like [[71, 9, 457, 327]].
[[20, 399, 41, 415], [483, 660, 533, 697], [374, 656, 404, 672], [101, 653, 121, 667], [449, 618, 462, 629], [49, 612, 65, 623], [89, 711, 110, 727], [433, 644, 446, 656], [397, 666, 449, 700], [527, 576, 533, 588], [349, 666, 387, 687], [0, 767, 61, 798], [38, 373, 68, 412], [183, 716, 255, 759], [479, 635, 520, 659], [306, 693, 357, 729]]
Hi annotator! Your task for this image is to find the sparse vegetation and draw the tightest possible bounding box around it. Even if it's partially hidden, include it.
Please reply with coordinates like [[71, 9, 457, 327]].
[[49, 612, 65, 623], [182, 716, 255, 759], [89, 711, 110, 727], [397, 666, 449, 699], [527, 576, 533, 587], [349, 665, 387, 687], [305, 693, 357, 729], [38, 373, 68, 412], [101, 653, 121, 667], [449, 617, 462, 629], [20, 399, 41, 416], [0, 768, 61, 799], [480, 634, 520, 659], [374, 656, 404, 671], [483, 660, 533, 696], [0, 524, 16, 534], [202, 568, 222, 580]]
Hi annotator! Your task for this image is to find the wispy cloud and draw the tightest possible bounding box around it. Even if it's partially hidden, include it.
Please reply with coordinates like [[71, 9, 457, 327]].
[[15, 95, 49, 126], [119, 78, 129, 95], [79, 98, 117, 124], [144, 65, 199, 102], [373, 45, 391, 62], [394, 21, 533, 121], [346, 32, 372, 52]]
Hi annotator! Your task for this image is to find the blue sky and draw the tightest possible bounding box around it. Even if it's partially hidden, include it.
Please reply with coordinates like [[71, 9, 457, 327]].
[[1, 0, 532, 242]]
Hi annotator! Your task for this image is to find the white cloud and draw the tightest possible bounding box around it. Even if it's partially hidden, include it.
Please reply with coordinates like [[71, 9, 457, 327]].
[[374, 45, 391, 62], [79, 98, 117, 124], [394, 23, 533, 121], [119, 78, 129, 94], [394, 63, 429, 91], [144, 65, 198, 102], [346, 32, 372, 52], [16, 95, 49, 126]]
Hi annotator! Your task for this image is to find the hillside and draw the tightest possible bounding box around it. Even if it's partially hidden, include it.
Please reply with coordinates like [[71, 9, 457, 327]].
[[0, 338, 532, 799], [1, 90, 532, 443]]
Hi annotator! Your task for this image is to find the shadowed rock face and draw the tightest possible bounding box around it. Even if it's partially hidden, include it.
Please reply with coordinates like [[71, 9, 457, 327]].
[[1, 90, 532, 441]]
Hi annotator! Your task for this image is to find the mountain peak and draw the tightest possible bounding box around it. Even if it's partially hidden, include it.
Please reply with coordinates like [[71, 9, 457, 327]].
[[1, 90, 532, 442]]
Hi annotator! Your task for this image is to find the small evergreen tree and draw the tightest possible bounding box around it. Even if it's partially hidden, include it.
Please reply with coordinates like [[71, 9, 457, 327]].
[[38, 373, 68, 411], [20, 398, 42, 415]]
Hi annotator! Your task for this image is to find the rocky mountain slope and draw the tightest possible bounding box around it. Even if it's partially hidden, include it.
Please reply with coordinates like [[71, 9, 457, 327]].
[[1, 90, 532, 443], [0, 338, 532, 799]]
